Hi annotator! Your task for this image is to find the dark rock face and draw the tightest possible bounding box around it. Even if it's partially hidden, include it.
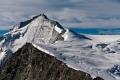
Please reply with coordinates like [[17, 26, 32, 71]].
[[0, 43, 103, 80], [93, 77, 104, 80]]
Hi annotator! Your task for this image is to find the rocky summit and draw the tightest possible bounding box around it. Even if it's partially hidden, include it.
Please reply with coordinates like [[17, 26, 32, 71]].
[[0, 43, 103, 80]]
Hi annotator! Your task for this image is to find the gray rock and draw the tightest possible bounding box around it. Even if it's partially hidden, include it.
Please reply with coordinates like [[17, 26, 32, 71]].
[[0, 43, 103, 80]]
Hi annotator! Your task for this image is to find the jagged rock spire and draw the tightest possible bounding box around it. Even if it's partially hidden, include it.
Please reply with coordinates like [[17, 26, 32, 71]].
[[39, 13, 48, 19]]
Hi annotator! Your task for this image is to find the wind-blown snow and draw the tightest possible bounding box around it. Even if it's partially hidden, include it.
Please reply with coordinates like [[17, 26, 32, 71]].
[[1, 14, 120, 80]]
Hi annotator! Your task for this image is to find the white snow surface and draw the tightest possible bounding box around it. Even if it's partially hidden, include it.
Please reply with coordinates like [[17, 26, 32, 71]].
[[55, 25, 62, 33], [0, 14, 64, 66], [85, 34, 120, 42], [0, 14, 120, 80], [32, 30, 120, 80]]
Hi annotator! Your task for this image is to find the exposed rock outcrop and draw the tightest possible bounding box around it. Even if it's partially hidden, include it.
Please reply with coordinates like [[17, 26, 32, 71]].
[[0, 43, 103, 80]]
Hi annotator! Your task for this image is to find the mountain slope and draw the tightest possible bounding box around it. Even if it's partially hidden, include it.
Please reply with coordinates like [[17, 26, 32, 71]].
[[0, 14, 120, 80], [0, 43, 103, 80], [0, 14, 66, 66]]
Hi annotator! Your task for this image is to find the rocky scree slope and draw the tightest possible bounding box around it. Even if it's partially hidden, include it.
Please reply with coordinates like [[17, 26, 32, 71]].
[[0, 43, 103, 80]]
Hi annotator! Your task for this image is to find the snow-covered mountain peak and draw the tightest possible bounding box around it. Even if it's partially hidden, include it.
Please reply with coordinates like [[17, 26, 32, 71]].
[[10, 14, 49, 32], [25, 14, 66, 44], [38, 13, 48, 19], [10, 15, 39, 32], [1, 14, 120, 80], [0, 14, 67, 66], [9, 14, 66, 44]]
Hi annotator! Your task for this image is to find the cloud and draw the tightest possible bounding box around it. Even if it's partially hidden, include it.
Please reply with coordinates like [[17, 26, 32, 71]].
[[0, 0, 120, 30]]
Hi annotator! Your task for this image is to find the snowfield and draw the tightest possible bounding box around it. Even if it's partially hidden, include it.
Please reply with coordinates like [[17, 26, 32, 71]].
[[85, 34, 120, 43], [0, 14, 120, 80], [32, 29, 120, 80]]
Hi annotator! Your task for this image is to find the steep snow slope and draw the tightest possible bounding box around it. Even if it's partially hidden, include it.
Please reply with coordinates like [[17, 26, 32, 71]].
[[0, 14, 65, 66], [0, 14, 120, 80]]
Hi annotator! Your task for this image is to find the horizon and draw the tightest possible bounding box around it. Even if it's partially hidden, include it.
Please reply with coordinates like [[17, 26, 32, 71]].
[[1, 28, 120, 35]]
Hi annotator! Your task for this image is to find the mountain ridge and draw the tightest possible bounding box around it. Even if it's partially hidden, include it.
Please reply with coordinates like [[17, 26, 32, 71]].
[[10, 14, 48, 31], [0, 14, 68, 66], [0, 43, 103, 80]]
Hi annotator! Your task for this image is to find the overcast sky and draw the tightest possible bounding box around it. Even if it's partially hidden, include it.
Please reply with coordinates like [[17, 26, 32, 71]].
[[0, 0, 120, 30]]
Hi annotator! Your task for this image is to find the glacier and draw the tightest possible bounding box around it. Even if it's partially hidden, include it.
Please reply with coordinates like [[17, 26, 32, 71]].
[[1, 14, 120, 80]]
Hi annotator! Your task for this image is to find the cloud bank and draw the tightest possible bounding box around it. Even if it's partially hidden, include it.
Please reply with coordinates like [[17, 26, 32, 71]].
[[0, 0, 120, 30]]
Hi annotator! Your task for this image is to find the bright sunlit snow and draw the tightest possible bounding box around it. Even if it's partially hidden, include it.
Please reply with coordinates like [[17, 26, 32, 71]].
[[0, 14, 120, 80], [32, 29, 120, 80]]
